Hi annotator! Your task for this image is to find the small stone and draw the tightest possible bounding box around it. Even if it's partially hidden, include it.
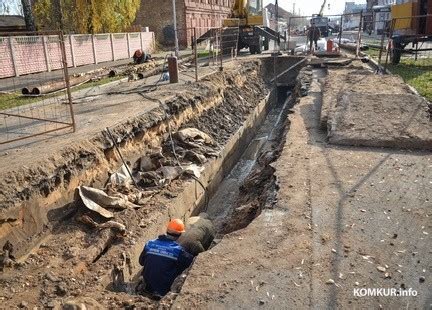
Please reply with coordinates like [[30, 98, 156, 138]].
[[44, 272, 59, 282], [55, 283, 67, 296], [19, 301, 28, 308], [419, 276, 425, 283], [259, 300, 265, 305], [376, 266, 386, 272]]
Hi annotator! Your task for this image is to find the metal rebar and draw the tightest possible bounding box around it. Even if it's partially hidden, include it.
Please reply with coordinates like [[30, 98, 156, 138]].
[[194, 27, 198, 82]]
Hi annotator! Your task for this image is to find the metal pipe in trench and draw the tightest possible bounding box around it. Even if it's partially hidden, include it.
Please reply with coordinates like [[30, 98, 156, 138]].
[[24, 75, 90, 95]]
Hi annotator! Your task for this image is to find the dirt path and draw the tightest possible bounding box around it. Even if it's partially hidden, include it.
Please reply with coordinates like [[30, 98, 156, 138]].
[[173, 66, 432, 308]]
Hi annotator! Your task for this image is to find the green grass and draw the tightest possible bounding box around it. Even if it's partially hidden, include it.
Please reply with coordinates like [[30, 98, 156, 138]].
[[197, 50, 210, 58], [0, 76, 123, 111], [365, 47, 382, 59], [365, 49, 432, 102], [388, 58, 432, 102]]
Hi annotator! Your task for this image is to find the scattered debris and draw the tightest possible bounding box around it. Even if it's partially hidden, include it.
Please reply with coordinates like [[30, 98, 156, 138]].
[[75, 186, 139, 219]]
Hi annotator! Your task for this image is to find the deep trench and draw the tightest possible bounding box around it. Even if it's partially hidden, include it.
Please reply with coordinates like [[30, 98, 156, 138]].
[[204, 86, 293, 236], [121, 85, 296, 301]]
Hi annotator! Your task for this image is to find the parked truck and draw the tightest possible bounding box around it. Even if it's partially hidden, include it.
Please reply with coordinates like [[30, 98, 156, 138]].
[[389, 0, 432, 64], [197, 0, 285, 54]]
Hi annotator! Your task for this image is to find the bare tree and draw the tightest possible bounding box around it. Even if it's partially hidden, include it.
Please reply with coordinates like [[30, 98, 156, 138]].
[[21, 0, 36, 31]]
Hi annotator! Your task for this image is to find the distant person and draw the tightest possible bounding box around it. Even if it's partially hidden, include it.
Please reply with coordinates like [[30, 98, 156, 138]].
[[308, 23, 321, 52], [139, 219, 193, 298], [133, 49, 151, 64]]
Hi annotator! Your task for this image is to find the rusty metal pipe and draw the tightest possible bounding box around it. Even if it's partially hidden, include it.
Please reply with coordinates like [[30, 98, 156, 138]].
[[30, 75, 89, 95], [21, 87, 31, 95]]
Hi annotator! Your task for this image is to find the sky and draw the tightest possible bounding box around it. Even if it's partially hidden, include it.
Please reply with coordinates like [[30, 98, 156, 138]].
[[264, 0, 367, 16]]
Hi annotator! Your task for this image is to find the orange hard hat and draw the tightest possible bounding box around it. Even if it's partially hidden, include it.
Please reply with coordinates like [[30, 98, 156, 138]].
[[167, 219, 185, 235]]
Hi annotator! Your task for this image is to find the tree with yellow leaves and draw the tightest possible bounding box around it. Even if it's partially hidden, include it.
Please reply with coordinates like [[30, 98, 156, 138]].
[[33, 0, 141, 33]]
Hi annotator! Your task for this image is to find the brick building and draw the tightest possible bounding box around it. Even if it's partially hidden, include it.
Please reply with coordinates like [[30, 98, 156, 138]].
[[134, 0, 235, 48]]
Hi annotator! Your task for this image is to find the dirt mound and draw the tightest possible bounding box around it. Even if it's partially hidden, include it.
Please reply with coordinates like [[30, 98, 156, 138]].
[[0, 59, 273, 308]]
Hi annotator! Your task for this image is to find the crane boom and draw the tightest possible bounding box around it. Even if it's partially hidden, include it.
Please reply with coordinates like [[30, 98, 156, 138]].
[[319, 0, 327, 16], [231, 0, 248, 18]]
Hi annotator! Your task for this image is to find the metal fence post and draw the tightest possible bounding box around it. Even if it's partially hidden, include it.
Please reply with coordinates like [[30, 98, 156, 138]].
[[110, 33, 115, 61], [140, 32, 143, 51], [338, 14, 343, 47], [8, 36, 19, 77], [377, 24, 387, 66], [42, 35, 51, 72], [193, 27, 198, 82], [69, 35, 76, 67], [219, 28, 223, 71], [126, 33, 131, 58], [355, 11, 363, 58], [91, 34, 98, 64], [287, 17, 291, 54], [59, 31, 76, 132], [384, 18, 396, 72]]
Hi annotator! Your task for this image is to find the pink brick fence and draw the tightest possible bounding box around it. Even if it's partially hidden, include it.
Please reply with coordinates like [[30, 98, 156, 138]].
[[0, 32, 155, 79]]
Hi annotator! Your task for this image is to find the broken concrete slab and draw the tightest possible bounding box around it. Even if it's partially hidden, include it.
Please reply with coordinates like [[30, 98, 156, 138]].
[[320, 68, 414, 130], [328, 93, 432, 149]]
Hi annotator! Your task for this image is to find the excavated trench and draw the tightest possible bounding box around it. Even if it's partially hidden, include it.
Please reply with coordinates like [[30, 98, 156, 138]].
[[105, 85, 295, 301], [0, 56, 306, 308]]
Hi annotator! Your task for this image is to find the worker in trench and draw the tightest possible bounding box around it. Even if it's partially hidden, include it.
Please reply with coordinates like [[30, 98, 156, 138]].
[[133, 49, 151, 64], [308, 22, 321, 52], [138, 215, 215, 298], [138, 219, 193, 298]]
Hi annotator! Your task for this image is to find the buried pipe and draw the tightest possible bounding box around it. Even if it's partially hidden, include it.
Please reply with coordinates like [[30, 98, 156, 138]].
[[109, 69, 118, 77], [27, 75, 90, 95], [21, 87, 31, 95]]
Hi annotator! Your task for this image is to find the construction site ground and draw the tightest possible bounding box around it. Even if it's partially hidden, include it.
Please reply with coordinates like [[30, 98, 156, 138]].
[[174, 64, 432, 309], [0, 54, 431, 309]]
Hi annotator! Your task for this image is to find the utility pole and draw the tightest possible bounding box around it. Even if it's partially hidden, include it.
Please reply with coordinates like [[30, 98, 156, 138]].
[[293, 2, 296, 15], [172, 0, 179, 57]]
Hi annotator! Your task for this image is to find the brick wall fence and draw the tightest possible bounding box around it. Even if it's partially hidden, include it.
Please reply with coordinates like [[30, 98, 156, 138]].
[[0, 31, 155, 79]]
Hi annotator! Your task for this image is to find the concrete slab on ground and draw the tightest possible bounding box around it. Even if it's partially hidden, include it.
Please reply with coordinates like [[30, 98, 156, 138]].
[[328, 93, 432, 150], [320, 66, 414, 131]]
